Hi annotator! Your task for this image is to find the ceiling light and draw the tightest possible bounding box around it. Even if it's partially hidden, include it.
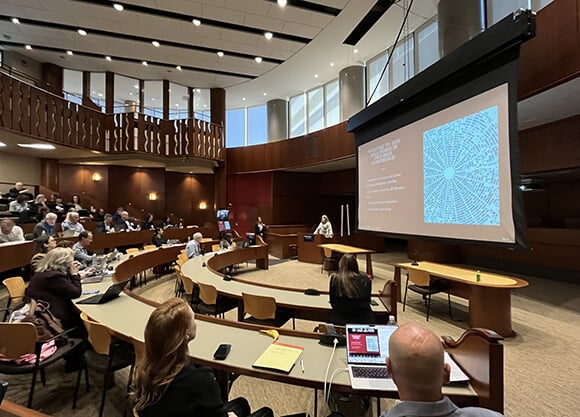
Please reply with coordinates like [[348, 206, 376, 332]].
[[242, 97, 246, 101], [175, 103, 179, 107], [0, 141, 6, 147], [196, 88, 201, 93], [77, 29, 87, 36], [152, 40, 160, 47], [151, 98, 155, 101], [192, 18, 201, 26], [142, 61, 148, 66], [203, 104, 207, 108], [113, 3, 124, 11], [98, 93, 103, 97], [278, 0, 287, 6], [66, 50, 73, 56], [134, 84, 139, 89], [255, 57, 263, 63], [129, 92, 133, 96], [353, 48, 359, 54], [11, 18, 20, 24], [314, 74, 319, 78], [264, 32, 273, 40], [330, 62, 335, 67], [17, 143, 56, 150], [263, 92, 267, 96], [217, 51, 224, 57], [176, 65, 182, 71], [105, 55, 112, 61], [25, 45, 32, 50]]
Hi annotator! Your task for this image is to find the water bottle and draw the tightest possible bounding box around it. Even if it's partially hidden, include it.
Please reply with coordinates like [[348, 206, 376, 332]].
[[476, 270, 481, 282], [387, 315, 397, 326]]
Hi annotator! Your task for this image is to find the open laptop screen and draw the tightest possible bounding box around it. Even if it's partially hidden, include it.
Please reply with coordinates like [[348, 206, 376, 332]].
[[346, 324, 397, 365]]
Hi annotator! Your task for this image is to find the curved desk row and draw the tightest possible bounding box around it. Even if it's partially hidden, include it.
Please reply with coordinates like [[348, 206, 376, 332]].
[[74, 247, 504, 414]]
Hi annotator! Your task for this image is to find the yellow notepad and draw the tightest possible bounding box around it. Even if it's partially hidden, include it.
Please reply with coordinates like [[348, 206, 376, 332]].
[[252, 342, 304, 373]]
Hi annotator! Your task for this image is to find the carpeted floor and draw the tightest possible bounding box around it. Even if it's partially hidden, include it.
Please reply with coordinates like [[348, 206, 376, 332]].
[[1, 252, 579, 416]]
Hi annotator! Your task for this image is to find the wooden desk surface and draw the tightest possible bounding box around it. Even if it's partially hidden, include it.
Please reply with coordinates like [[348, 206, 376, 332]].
[[318, 243, 375, 255], [392, 261, 528, 288]]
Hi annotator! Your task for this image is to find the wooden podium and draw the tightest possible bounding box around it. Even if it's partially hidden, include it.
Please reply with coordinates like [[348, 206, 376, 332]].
[[297, 233, 325, 264]]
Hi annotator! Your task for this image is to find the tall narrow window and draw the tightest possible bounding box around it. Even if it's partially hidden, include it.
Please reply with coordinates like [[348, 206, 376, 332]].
[[325, 79, 340, 126], [289, 94, 305, 138], [226, 108, 245, 148], [307, 87, 324, 133], [63, 69, 82, 105], [248, 105, 267, 145], [367, 52, 389, 104], [416, 19, 439, 73], [90, 72, 105, 111], [391, 36, 415, 90], [169, 83, 188, 120]]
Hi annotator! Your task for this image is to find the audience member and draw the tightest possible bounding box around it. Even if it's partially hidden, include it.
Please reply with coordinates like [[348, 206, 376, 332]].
[[131, 298, 274, 417], [0, 219, 25, 244], [34, 194, 49, 212], [70, 194, 83, 210], [161, 215, 174, 229], [152, 228, 167, 247], [314, 214, 333, 238], [112, 206, 125, 224], [141, 213, 156, 230], [254, 216, 267, 237], [33, 212, 58, 238], [73, 231, 95, 266], [30, 235, 57, 271], [219, 232, 236, 251], [53, 196, 66, 213], [9, 195, 29, 213], [61, 211, 85, 235], [91, 207, 105, 222], [328, 254, 374, 325], [382, 323, 504, 417], [186, 232, 203, 258], [7, 181, 32, 199], [118, 210, 140, 231], [95, 213, 115, 234], [56, 240, 75, 249]]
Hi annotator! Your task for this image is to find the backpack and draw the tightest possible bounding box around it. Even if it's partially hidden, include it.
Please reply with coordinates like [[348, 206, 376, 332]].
[[9, 298, 68, 346]]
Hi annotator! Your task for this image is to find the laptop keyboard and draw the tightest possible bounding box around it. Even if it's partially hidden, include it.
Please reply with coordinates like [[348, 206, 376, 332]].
[[351, 366, 391, 379]]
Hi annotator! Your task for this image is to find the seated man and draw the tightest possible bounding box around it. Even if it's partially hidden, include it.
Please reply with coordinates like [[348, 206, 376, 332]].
[[0, 219, 24, 244], [382, 323, 503, 417], [95, 213, 115, 234], [33, 212, 58, 238], [8, 181, 32, 200], [117, 210, 140, 232], [61, 211, 85, 235], [186, 232, 203, 258], [72, 231, 96, 266]]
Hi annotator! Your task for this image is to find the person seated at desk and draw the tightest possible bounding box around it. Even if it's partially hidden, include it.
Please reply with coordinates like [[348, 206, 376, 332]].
[[31, 234, 57, 271], [33, 194, 50, 216], [7, 181, 31, 199], [8, 195, 29, 213], [186, 232, 203, 258], [112, 206, 125, 225], [73, 231, 96, 266], [117, 210, 140, 232], [33, 212, 58, 238], [254, 216, 267, 238], [61, 211, 85, 235], [94, 213, 115, 234], [314, 214, 333, 238], [0, 219, 24, 244], [161, 215, 174, 229], [69, 194, 83, 211], [382, 323, 503, 417], [152, 228, 167, 247], [329, 254, 374, 326], [141, 213, 156, 231], [131, 298, 274, 417], [219, 232, 236, 251]]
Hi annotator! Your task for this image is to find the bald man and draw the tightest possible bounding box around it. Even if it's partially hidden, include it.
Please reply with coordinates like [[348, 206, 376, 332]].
[[383, 323, 503, 417]]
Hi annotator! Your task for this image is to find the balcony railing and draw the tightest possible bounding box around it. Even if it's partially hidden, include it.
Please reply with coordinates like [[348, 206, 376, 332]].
[[0, 71, 224, 161]]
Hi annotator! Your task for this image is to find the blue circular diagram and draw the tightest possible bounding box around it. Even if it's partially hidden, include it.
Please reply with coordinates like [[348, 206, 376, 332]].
[[423, 106, 500, 226]]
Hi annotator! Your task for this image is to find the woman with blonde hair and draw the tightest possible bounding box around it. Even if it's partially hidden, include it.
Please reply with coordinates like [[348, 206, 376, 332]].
[[132, 298, 273, 417], [328, 254, 375, 325]]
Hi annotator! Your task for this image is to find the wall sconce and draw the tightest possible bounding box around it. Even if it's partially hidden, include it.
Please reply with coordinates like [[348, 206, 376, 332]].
[[92, 173, 102, 182], [199, 201, 207, 210], [148, 192, 158, 201]]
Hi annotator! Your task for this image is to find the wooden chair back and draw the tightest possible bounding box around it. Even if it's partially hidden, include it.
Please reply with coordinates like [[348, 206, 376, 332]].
[[0, 322, 38, 358], [2, 276, 26, 304], [379, 279, 398, 319], [126, 248, 140, 254], [408, 268, 431, 286], [242, 293, 276, 320], [143, 245, 156, 251], [180, 274, 196, 296], [322, 247, 333, 259], [197, 282, 218, 305], [80, 312, 112, 355]]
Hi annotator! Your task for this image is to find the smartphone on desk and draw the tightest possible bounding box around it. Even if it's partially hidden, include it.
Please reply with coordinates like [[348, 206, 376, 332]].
[[213, 344, 231, 360]]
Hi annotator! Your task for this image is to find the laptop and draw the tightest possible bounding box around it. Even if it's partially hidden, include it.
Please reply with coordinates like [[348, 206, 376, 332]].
[[346, 324, 398, 391], [80, 273, 106, 284], [77, 280, 129, 304]]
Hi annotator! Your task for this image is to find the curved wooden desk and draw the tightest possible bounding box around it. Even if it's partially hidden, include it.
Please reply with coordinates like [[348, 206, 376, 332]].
[[72, 248, 504, 414], [392, 261, 529, 337]]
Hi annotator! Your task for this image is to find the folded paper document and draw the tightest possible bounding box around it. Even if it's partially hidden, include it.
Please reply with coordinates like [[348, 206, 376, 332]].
[[252, 342, 304, 374]]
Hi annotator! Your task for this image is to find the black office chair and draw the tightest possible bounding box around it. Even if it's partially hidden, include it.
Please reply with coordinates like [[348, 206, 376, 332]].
[[403, 268, 452, 321]]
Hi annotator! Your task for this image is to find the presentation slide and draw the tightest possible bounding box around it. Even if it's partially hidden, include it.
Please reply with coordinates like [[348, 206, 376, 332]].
[[357, 83, 515, 244]]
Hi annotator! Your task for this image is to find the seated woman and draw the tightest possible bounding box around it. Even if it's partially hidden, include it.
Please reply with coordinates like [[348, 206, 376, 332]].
[[25, 247, 83, 331], [131, 298, 274, 417], [30, 234, 57, 271], [141, 213, 156, 230], [328, 254, 375, 326], [219, 232, 236, 251], [70, 194, 83, 211]]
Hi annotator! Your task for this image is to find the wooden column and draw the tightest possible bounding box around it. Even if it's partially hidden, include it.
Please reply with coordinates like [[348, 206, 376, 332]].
[[41, 63, 63, 96], [210, 88, 225, 126], [105, 71, 114, 113], [163, 79, 170, 119], [40, 158, 59, 195]]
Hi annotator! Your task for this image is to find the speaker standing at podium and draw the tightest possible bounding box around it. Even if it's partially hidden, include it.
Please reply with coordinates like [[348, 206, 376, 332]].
[[314, 214, 334, 238]]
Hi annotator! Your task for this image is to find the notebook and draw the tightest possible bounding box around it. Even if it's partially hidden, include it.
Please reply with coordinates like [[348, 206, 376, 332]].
[[77, 280, 129, 304], [346, 324, 398, 391]]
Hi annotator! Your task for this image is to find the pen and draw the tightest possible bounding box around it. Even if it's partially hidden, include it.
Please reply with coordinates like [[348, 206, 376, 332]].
[[300, 359, 304, 373]]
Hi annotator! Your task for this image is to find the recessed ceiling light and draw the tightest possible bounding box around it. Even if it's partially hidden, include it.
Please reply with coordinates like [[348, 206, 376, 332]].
[[142, 61, 148, 66], [129, 92, 133, 96], [330, 62, 335, 67], [151, 98, 155, 101], [105, 55, 112, 61], [263, 92, 267, 96], [353, 48, 359, 54], [264, 32, 273, 40], [217, 51, 224, 57], [0, 141, 6, 147], [255, 57, 263, 63], [25, 45, 32, 50], [113, 3, 124, 11], [203, 104, 207, 108], [134, 84, 139, 89], [176, 65, 182, 71], [192, 18, 201, 26], [11, 18, 20, 24], [152, 40, 160, 47], [66, 50, 73, 56], [314, 74, 319, 78], [242, 97, 246, 101], [278, 0, 287, 6], [17, 143, 56, 150], [77, 29, 87, 36], [196, 88, 201, 93]]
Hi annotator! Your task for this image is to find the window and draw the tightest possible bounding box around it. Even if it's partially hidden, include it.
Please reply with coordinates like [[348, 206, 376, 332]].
[[416, 19, 439, 73], [63, 69, 82, 105], [248, 105, 267, 145], [114, 75, 139, 113], [391, 36, 415, 90], [144, 81, 163, 118], [367, 52, 389, 104], [226, 108, 245, 148], [289, 94, 305, 138], [193, 89, 211, 122], [90, 72, 105, 111], [307, 87, 324, 133], [487, 0, 552, 25], [169, 83, 189, 120], [325, 79, 340, 126]]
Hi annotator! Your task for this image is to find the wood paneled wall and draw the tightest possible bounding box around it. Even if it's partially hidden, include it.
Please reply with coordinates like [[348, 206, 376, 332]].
[[166, 171, 215, 226]]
